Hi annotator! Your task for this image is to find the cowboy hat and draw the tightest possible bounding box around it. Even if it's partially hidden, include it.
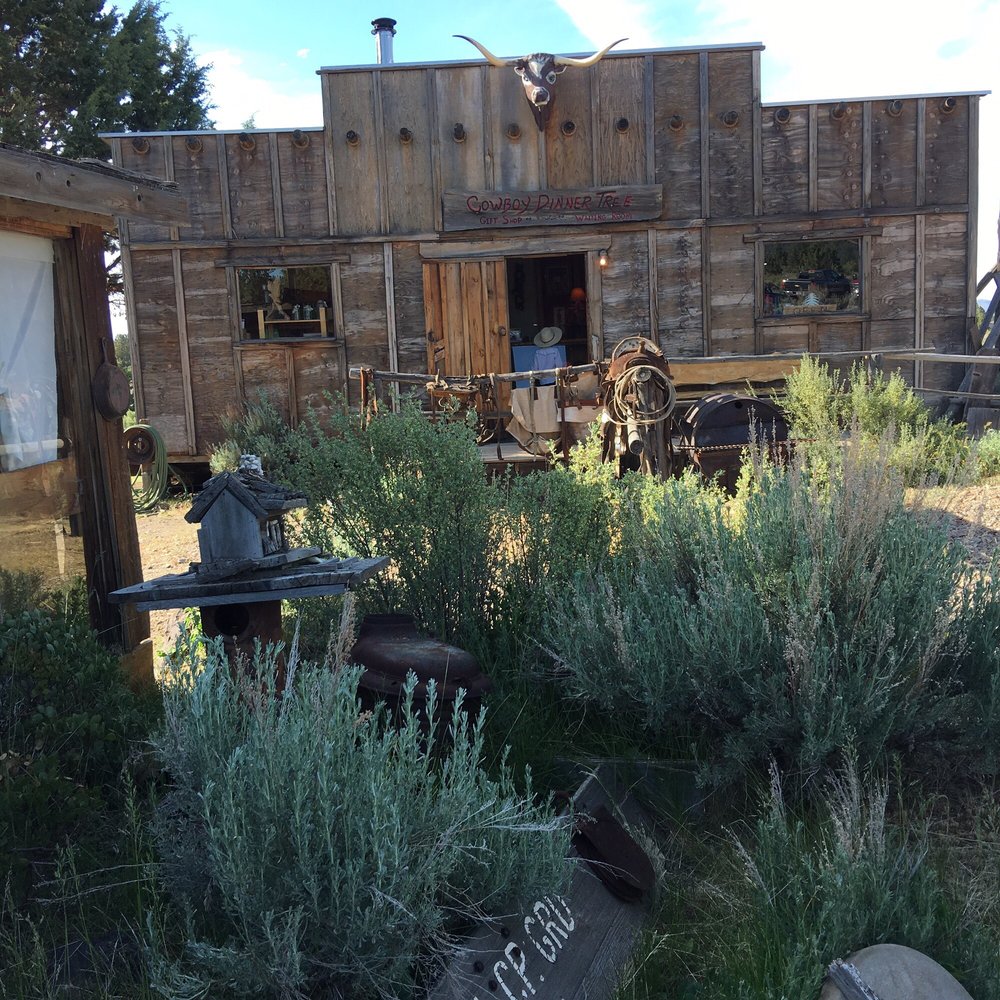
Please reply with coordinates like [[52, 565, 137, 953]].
[[534, 326, 563, 347]]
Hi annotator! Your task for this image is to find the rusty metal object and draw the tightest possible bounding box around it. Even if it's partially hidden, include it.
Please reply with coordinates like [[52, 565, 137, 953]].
[[677, 392, 789, 492], [92, 338, 131, 420], [601, 337, 676, 477], [124, 424, 157, 470], [351, 613, 493, 714], [572, 804, 656, 903]]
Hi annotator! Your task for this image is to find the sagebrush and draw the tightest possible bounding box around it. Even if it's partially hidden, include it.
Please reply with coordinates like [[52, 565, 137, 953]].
[[149, 637, 569, 999], [543, 438, 999, 790]]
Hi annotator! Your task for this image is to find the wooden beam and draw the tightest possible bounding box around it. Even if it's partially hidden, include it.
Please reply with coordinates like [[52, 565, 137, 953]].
[[647, 228, 658, 348], [753, 241, 764, 351], [701, 223, 712, 355], [699, 51, 710, 218], [76, 225, 149, 658], [588, 249, 603, 360], [53, 229, 149, 658], [373, 69, 390, 235], [171, 249, 197, 455], [743, 225, 883, 243], [0, 196, 103, 232], [916, 97, 926, 207], [968, 95, 983, 316], [129, 237, 355, 252], [861, 232, 873, 351], [384, 242, 399, 387], [216, 133, 234, 239], [320, 76, 339, 234], [109, 137, 131, 246], [269, 132, 285, 239], [808, 104, 818, 213], [119, 242, 146, 422], [163, 134, 179, 243], [0, 144, 189, 223], [892, 352, 1000, 364], [915, 213, 925, 386], [286, 345, 298, 427], [213, 251, 351, 268], [420, 234, 607, 260], [752, 50, 763, 217], [644, 55, 656, 184], [862, 101, 872, 209]]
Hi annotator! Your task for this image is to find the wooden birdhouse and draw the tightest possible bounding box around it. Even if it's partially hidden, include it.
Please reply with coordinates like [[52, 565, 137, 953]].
[[184, 455, 307, 572]]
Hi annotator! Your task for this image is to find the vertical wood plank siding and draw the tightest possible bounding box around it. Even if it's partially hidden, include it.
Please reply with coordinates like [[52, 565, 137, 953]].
[[108, 49, 978, 461]]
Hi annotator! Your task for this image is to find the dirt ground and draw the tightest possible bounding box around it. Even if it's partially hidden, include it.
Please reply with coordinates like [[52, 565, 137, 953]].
[[913, 478, 1000, 569], [133, 478, 1000, 660], [135, 501, 201, 658]]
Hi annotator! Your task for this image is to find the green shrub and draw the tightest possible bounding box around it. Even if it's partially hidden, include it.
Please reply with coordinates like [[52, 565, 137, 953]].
[[543, 440, 996, 790], [0, 609, 158, 901], [214, 400, 641, 669], [782, 358, 976, 485], [692, 766, 1000, 999], [209, 395, 293, 475], [781, 355, 844, 442], [149, 644, 569, 999], [0, 569, 45, 619], [973, 429, 1000, 478], [846, 362, 929, 438]]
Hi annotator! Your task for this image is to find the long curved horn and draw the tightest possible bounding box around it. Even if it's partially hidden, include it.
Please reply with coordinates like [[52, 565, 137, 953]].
[[454, 35, 515, 68], [553, 38, 628, 68]]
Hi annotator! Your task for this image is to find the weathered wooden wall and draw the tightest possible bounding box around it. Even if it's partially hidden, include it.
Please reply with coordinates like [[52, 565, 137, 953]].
[[110, 46, 979, 460], [113, 129, 383, 456]]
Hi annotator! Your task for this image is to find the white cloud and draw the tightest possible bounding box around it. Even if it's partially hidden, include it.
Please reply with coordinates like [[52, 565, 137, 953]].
[[198, 48, 323, 130], [559, 0, 999, 273], [296, 48, 310, 59], [549, 0, 664, 50]]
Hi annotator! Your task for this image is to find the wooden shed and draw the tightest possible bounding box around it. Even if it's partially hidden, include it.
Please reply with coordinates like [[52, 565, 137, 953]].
[[104, 42, 985, 468], [0, 143, 188, 672]]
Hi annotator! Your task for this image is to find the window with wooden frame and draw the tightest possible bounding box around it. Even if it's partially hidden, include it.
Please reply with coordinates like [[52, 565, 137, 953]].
[[762, 239, 860, 318], [237, 265, 335, 340]]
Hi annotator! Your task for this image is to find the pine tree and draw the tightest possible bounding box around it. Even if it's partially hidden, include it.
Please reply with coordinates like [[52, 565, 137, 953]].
[[0, 0, 213, 160]]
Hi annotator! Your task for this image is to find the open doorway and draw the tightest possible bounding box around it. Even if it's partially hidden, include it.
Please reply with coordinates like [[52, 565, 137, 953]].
[[506, 253, 589, 369]]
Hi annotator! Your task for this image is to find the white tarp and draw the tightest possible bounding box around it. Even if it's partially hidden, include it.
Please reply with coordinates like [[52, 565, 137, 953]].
[[0, 232, 56, 471]]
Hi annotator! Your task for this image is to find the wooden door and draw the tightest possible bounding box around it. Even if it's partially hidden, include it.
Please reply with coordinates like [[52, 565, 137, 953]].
[[423, 259, 511, 409]]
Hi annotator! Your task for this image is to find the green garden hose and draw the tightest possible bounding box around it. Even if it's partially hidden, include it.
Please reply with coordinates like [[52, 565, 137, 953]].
[[126, 423, 174, 513]]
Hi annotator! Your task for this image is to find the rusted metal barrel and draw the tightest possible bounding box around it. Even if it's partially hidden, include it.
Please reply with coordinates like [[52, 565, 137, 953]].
[[677, 393, 789, 492]]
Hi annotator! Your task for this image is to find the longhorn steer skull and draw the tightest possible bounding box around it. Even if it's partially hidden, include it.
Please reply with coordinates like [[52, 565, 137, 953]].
[[455, 35, 627, 131]]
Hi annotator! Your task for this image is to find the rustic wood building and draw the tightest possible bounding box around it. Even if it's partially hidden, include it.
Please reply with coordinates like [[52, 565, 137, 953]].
[[104, 42, 985, 468], [0, 143, 187, 673]]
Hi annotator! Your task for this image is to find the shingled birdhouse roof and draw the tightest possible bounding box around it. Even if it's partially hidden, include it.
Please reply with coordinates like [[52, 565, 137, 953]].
[[185, 469, 308, 524]]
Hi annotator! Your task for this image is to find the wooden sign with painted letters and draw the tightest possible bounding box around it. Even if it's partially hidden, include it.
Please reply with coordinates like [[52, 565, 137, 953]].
[[429, 767, 655, 1000], [442, 186, 663, 232]]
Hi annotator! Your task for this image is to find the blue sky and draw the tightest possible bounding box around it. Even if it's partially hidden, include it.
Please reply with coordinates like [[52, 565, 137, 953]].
[[146, 0, 999, 276]]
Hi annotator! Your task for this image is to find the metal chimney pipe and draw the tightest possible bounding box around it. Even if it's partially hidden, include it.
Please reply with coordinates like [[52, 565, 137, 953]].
[[371, 17, 397, 64]]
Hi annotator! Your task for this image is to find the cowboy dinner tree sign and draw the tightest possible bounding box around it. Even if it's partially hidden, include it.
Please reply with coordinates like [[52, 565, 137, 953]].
[[442, 186, 663, 231]]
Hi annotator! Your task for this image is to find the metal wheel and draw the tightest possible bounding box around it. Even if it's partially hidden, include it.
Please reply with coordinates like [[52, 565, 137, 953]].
[[124, 424, 157, 471]]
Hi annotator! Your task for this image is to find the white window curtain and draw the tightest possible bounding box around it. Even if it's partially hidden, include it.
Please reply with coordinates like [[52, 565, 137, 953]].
[[0, 232, 56, 471]]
